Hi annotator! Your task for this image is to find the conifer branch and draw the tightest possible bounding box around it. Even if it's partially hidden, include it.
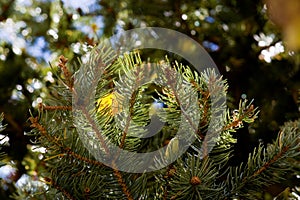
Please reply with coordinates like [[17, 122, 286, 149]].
[[64, 147, 104, 167], [112, 168, 133, 200], [224, 120, 300, 199], [119, 88, 139, 149], [58, 55, 74, 90], [164, 67, 198, 133], [223, 102, 257, 132], [252, 146, 290, 177], [43, 177, 76, 200], [29, 117, 104, 167], [26, 47, 297, 199], [190, 80, 211, 133], [29, 117, 62, 147], [80, 106, 111, 155]]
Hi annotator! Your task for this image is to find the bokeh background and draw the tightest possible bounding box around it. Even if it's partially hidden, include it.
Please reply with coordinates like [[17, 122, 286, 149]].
[[0, 0, 299, 198]]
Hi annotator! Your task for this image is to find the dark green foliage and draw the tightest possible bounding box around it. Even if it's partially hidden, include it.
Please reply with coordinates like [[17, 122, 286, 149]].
[[25, 49, 298, 200], [0, 0, 299, 199]]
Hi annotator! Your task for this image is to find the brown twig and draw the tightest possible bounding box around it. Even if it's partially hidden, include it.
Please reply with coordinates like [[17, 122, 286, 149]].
[[80, 106, 110, 155], [190, 79, 211, 139], [112, 167, 133, 200], [165, 68, 199, 134], [223, 105, 255, 131], [119, 66, 142, 149], [58, 55, 74, 90], [38, 103, 72, 111], [29, 117, 62, 147], [251, 146, 290, 178], [43, 177, 76, 200], [64, 147, 103, 167], [30, 117, 104, 167]]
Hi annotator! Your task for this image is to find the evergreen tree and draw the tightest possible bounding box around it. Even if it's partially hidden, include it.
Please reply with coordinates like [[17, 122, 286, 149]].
[[0, 0, 299, 199], [12, 46, 299, 199]]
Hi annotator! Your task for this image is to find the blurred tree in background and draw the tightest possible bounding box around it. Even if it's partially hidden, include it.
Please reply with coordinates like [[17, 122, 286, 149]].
[[0, 0, 299, 199]]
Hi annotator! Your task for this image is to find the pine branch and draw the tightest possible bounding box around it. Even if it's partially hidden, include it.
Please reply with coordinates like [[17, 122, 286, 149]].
[[43, 177, 76, 200], [29, 116, 63, 148], [57, 55, 74, 91], [29, 116, 104, 167], [27, 45, 267, 199], [224, 119, 300, 199], [164, 156, 221, 200], [113, 169, 133, 200]]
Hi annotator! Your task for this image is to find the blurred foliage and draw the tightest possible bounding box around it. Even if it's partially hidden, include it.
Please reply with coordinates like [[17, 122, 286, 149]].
[[266, 0, 300, 51], [0, 0, 299, 199]]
